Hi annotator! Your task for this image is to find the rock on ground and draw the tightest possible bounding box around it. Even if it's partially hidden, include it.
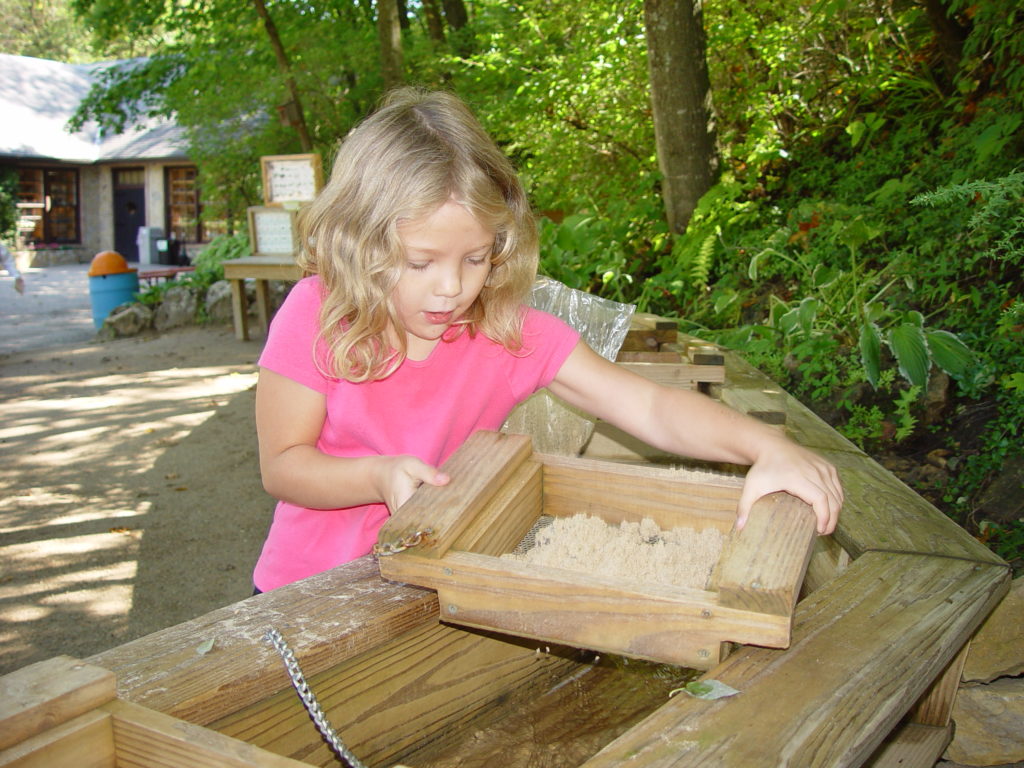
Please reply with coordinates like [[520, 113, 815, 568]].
[[944, 575, 1024, 767]]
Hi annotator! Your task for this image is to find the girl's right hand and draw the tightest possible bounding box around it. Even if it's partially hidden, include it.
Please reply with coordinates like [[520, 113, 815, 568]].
[[377, 456, 450, 513]]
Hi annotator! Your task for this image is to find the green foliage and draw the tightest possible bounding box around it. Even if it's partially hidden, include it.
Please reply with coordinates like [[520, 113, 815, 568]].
[[978, 520, 1024, 571], [537, 195, 669, 303], [189, 232, 250, 288], [0, 167, 18, 242], [0, 0, 103, 61], [948, 0, 1024, 112], [912, 169, 1024, 265], [70, 0, 383, 234], [62, 0, 1024, 550], [133, 279, 175, 307]]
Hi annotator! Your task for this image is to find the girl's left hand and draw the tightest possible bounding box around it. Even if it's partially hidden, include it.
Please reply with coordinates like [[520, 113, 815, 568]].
[[736, 439, 843, 535]]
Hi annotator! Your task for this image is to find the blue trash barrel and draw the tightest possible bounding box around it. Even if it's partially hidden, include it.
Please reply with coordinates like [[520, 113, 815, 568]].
[[87, 251, 139, 328]]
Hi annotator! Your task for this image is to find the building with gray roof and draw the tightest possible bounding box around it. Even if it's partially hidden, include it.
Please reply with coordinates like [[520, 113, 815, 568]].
[[1, 54, 201, 266]]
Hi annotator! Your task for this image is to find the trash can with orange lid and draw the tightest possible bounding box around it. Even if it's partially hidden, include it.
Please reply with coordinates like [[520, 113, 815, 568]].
[[88, 250, 139, 328]]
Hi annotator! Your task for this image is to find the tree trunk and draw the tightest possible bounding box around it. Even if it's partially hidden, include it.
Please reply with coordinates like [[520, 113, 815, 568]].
[[422, 0, 446, 44], [251, 0, 313, 152], [441, 0, 471, 56], [441, 0, 468, 29], [643, 0, 718, 234], [377, 0, 404, 89], [920, 0, 969, 89]]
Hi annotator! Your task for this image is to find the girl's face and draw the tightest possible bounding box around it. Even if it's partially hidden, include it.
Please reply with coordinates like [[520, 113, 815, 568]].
[[393, 200, 494, 360]]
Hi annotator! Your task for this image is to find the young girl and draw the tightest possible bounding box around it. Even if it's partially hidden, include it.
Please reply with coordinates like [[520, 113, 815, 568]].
[[252, 87, 843, 593]]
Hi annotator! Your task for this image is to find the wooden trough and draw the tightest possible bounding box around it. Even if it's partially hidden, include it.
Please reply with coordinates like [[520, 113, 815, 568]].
[[2, 331, 1010, 768]]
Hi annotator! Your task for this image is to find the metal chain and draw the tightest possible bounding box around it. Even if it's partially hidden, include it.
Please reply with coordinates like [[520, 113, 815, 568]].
[[372, 528, 433, 557], [265, 627, 368, 768]]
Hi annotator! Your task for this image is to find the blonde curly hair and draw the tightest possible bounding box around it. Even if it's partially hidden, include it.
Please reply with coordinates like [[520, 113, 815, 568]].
[[297, 87, 539, 382]]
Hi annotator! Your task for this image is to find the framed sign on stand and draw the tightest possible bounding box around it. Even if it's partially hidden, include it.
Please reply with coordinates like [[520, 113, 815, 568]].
[[259, 154, 323, 207]]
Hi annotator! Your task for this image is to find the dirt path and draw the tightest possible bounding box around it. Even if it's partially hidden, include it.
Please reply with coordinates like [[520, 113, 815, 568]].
[[0, 324, 272, 675]]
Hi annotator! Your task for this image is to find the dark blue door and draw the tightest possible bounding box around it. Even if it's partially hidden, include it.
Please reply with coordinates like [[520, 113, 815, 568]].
[[113, 169, 145, 262]]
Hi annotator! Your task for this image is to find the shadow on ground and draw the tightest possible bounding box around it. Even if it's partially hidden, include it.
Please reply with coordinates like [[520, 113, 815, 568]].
[[0, 326, 271, 674]]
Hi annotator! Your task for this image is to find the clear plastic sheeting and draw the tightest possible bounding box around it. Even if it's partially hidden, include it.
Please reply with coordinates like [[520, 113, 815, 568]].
[[502, 276, 635, 455]]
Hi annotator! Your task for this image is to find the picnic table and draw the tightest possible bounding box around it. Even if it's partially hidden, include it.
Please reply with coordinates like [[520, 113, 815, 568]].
[[138, 266, 195, 286]]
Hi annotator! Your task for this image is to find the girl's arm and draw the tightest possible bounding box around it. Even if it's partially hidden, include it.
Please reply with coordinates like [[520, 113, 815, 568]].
[[547, 341, 843, 534], [255, 368, 448, 512]]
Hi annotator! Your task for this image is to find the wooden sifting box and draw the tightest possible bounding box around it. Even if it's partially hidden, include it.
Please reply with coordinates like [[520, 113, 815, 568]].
[[376, 431, 818, 670], [0, 656, 306, 768]]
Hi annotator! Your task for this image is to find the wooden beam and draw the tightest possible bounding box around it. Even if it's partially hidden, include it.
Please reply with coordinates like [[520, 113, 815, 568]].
[[801, 533, 851, 596], [909, 641, 970, 727], [864, 723, 952, 768], [538, 452, 742, 533], [0, 708, 114, 768], [710, 492, 817, 617], [388, 550, 791, 669], [377, 431, 534, 558], [228, 277, 250, 341], [0, 656, 115, 751], [715, 346, 866, 455], [106, 699, 309, 768], [818, 445, 1006, 563], [582, 552, 1009, 768], [618, 361, 725, 388], [85, 557, 438, 726], [451, 458, 543, 556]]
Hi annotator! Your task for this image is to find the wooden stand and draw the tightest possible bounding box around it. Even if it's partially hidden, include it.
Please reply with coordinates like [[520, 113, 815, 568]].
[[222, 256, 302, 341], [376, 431, 817, 669]]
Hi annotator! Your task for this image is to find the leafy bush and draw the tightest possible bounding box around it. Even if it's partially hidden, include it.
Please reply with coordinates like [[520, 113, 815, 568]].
[[188, 232, 250, 289], [0, 167, 19, 242]]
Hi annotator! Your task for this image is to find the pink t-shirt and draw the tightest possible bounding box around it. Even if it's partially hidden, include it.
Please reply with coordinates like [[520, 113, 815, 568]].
[[253, 276, 580, 591]]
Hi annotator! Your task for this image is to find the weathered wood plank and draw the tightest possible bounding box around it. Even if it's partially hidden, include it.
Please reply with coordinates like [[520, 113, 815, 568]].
[[0, 656, 116, 750], [710, 492, 817, 616], [403, 658, 694, 768], [377, 431, 533, 558], [818, 446, 1006, 563], [581, 421, 681, 464], [715, 347, 867, 456], [107, 700, 308, 768], [707, 340, 1002, 565], [910, 641, 970, 727], [718, 386, 788, 429], [616, 350, 684, 363], [85, 557, 438, 726], [618, 361, 725, 388], [0, 708, 113, 768], [801, 533, 851, 596], [865, 723, 952, 768], [582, 552, 1010, 768]]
